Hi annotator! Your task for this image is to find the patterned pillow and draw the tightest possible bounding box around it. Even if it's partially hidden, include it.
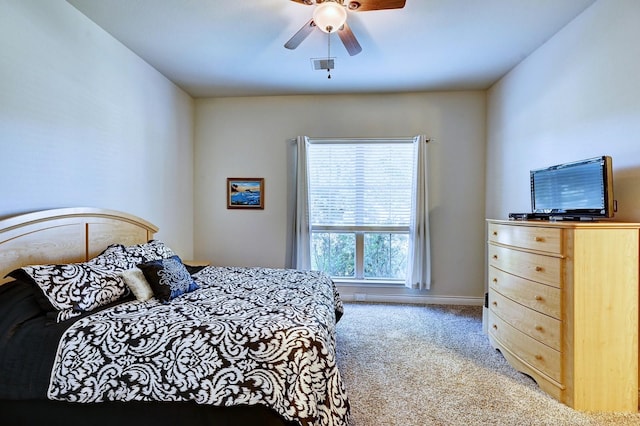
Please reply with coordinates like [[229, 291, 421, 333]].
[[9, 247, 132, 322], [87, 240, 177, 272], [137, 256, 199, 304], [122, 240, 177, 267]]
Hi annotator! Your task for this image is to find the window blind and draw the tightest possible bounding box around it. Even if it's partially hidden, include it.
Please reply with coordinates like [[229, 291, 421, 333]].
[[307, 140, 415, 227]]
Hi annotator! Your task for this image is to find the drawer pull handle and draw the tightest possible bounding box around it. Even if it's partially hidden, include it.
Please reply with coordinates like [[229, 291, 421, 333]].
[[493, 255, 498, 260], [535, 325, 544, 332], [492, 278, 498, 283], [535, 237, 544, 242], [492, 324, 498, 330], [492, 301, 497, 307], [534, 295, 543, 301], [535, 266, 544, 272], [534, 354, 543, 361], [492, 231, 498, 236]]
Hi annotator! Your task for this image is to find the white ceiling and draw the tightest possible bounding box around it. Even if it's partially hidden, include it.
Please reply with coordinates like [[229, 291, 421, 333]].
[[66, 0, 596, 98]]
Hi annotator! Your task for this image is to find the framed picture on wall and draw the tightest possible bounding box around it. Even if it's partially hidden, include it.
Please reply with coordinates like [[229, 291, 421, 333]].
[[227, 178, 265, 209]]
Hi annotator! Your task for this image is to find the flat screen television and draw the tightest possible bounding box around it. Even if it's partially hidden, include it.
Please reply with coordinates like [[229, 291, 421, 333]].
[[530, 156, 614, 220]]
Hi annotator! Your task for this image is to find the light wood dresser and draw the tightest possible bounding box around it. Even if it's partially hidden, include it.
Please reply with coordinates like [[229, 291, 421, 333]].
[[486, 219, 640, 412]]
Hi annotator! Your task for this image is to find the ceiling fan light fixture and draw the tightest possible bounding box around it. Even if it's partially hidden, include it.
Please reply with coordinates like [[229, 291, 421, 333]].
[[313, 1, 347, 33]]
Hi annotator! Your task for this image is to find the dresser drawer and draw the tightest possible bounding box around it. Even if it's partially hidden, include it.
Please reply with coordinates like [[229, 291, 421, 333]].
[[488, 222, 562, 254], [489, 266, 561, 319], [489, 244, 562, 288], [489, 310, 561, 383], [489, 290, 561, 351]]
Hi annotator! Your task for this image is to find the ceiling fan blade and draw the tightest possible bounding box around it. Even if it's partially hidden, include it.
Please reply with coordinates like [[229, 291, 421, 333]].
[[346, 0, 406, 12], [284, 19, 316, 50], [338, 22, 362, 56], [289, 0, 315, 5]]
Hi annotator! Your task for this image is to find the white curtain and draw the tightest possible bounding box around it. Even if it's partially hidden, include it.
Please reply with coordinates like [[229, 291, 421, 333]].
[[406, 135, 431, 289], [285, 136, 311, 270]]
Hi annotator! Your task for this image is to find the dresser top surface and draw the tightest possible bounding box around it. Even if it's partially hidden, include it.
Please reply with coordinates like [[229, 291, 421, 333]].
[[487, 219, 640, 229]]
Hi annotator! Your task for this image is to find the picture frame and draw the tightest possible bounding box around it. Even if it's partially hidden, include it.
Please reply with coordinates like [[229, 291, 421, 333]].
[[227, 178, 265, 209]]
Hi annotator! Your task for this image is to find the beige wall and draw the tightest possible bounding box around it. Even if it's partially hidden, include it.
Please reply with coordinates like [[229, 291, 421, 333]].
[[0, 0, 195, 258], [195, 92, 487, 303], [486, 0, 640, 222]]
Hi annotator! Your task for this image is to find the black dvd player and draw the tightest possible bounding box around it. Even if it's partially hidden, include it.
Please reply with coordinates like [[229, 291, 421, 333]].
[[508, 212, 550, 220]]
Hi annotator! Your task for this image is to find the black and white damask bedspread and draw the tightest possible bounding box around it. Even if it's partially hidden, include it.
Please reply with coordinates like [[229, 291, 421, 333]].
[[47, 267, 350, 426]]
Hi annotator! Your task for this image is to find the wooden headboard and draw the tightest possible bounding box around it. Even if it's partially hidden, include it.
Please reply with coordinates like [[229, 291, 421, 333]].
[[0, 207, 158, 285]]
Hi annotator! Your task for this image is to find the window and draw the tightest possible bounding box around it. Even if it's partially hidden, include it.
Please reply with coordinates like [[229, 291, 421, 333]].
[[306, 138, 416, 282]]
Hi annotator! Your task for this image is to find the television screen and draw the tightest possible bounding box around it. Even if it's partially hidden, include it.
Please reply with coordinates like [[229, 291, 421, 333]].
[[530, 156, 614, 219]]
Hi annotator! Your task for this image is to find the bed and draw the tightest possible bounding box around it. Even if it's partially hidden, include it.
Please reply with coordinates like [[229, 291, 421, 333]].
[[0, 208, 349, 426]]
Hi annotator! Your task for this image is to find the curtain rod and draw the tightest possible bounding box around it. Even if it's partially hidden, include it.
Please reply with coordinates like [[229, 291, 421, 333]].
[[297, 136, 431, 144]]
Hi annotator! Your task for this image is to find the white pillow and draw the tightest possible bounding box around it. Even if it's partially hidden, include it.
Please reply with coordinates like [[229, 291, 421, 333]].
[[121, 268, 154, 302]]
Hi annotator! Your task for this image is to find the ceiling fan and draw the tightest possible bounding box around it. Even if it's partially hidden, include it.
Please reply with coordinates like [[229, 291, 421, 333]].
[[284, 0, 407, 56]]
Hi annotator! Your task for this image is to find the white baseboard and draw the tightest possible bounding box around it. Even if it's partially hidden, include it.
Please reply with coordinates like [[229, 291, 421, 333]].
[[339, 292, 483, 306]]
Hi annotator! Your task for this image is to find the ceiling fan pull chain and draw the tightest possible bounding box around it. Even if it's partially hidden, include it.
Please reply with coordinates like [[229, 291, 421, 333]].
[[327, 29, 332, 79]]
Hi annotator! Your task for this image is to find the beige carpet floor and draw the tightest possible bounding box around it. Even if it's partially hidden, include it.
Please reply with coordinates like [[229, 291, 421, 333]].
[[335, 303, 640, 426]]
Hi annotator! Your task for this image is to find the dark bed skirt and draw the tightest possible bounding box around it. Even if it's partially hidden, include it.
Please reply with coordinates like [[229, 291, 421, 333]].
[[1, 400, 298, 426]]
